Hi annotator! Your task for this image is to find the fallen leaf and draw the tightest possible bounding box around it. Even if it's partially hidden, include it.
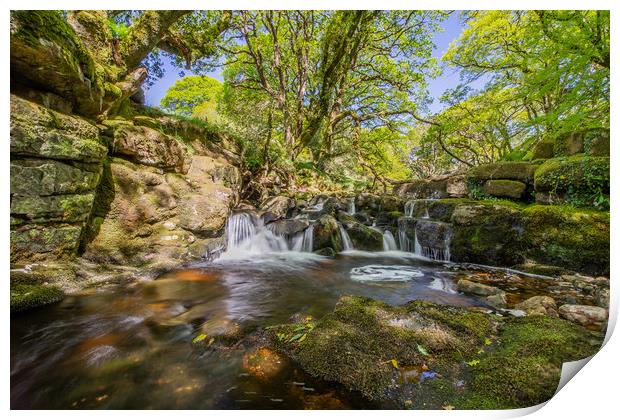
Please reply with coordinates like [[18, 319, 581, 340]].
[[417, 344, 429, 356], [391, 359, 399, 369]]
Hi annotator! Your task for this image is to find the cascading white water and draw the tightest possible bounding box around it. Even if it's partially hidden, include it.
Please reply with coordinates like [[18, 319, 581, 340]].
[[382, 230, 398, 251], [399, 228, 411, 252], [219, 212, 288, 259], [292, 225, 314, 252], [404, 200, 415, 217], [339, 225, 354, 251], [225, 212, 257, 248], [414, 229, 422, 255], [348, 198, 356, 215]]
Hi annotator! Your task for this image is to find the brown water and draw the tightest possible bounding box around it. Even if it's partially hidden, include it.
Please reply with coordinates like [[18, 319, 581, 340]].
[[10, 251, 558, 409]]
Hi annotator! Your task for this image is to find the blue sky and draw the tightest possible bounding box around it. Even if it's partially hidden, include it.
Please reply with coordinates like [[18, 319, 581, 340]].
[[144, 12, 474, 116]]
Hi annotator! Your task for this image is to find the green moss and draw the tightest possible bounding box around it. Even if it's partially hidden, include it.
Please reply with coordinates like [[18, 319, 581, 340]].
[[10, 283, 64, 312], [450, 202, 527, 266], [482, 180, 526, 200], [271, 297, 492, 401], [268, 297, 603, 409], [522, 204, 609, 276], [456, 316, 602, 409], [534, 155, 609, 209], [467, 162, 539, 183]]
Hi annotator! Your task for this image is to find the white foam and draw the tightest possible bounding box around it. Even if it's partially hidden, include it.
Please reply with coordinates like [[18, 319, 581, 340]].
[[350, 265, 424, 282]]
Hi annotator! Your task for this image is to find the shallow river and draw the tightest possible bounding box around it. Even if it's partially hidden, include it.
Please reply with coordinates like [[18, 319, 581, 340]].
[[12, 251, 550, 409]]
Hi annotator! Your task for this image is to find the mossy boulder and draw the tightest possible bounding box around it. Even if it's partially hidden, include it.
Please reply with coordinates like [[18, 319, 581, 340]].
[[109, 123, 189, 173], [450, 202, 526, 266], [10, 159, 102, 197], [270, 296, 497, 402], [393, 178, 449, 199], [269, 296, 602, 409], [312, 214, 343, 252], [533, 155, 609, 208], [10, 95, 107, 163], [483, 180, 526, 199], [11, 193, 95, 225], [554, 131, 584, 156], [522, 205, 609, 276], [531, 139, 555, 160], [10, 283, 65, 312], [584, 129, 610, 157], [11, 224, 83, 262], [344, 223, 384, 251], [467, 162, 539, 184], [455, 315, 602, 409], [10, 11, 107, 118]]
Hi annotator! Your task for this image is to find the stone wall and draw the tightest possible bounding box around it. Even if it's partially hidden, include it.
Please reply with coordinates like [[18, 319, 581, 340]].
[[10, 94, 107, 262]]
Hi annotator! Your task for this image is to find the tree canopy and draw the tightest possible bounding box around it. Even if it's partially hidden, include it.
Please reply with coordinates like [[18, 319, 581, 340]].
[[19, 9, 607, 194]]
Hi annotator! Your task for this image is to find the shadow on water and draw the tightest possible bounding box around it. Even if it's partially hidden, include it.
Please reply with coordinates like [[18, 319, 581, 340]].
[[11, 251, 555, 409]]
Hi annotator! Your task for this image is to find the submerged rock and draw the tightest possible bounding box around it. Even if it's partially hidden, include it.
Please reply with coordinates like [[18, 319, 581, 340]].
[[514, 296, 558, 317], [457, 279, 503, 297]]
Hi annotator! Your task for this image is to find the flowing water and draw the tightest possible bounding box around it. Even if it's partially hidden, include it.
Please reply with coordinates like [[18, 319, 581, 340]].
[[339, 226, 354, 251], [11, 250, 498, 409], [382, 230, 398, 251]]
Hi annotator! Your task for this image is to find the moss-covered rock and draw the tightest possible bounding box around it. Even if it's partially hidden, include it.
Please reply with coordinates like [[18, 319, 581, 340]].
[[531, 139, 555, 160], [450, 202, 526, 266], [270, 296, 497, 402], [467, 162, 539, 183], [554, 131, 584, 156], [10, 283, 65, 312], [269, 297, 602, 409], [11, 193, 95, 224], [482, 180, 526, 199], [584, 129, 610, 157], [345, 223, 384, 251], [109, 122, 189, 173], [533, 155, 609, 209], [522, 205, 609, 276], [10, 11, 107, 118], [393, 178, 449, 199], [10, 95, 107, 163], [11, 224, 83, 262], [10, 159, 102, 197], [455, 315, 601, 409], [313, 214, 343, 252]]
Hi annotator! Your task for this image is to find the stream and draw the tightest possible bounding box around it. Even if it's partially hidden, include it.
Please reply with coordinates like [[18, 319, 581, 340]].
[[11, 250, 502, 409]]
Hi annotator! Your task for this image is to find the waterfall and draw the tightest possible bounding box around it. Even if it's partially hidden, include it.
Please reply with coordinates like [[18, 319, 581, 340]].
[[382, 230, 398, 251], [339, 225, 354, 251], [225, 212, 257, 248], [347, 198, 356, 215], [414, 229, 422, 255], [292, 224, 314, 252], [404, 200, 415, 217], [399, 228, 411, 252], [218, 211, 288, 259]]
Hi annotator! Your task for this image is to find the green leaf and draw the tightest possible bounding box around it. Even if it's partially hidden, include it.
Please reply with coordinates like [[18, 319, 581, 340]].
[[484, 338, 492, 346], [466, 359, 480, 367], [288, 333, 304, 342], [192, 333, 207, 343], [391, 359, 399, 369], [298, 333, 307, 342], [417, 344, 429, 356]]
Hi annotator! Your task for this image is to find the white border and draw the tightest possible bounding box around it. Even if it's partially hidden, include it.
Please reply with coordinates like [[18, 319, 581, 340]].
[[3, 1, 618, 418]]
